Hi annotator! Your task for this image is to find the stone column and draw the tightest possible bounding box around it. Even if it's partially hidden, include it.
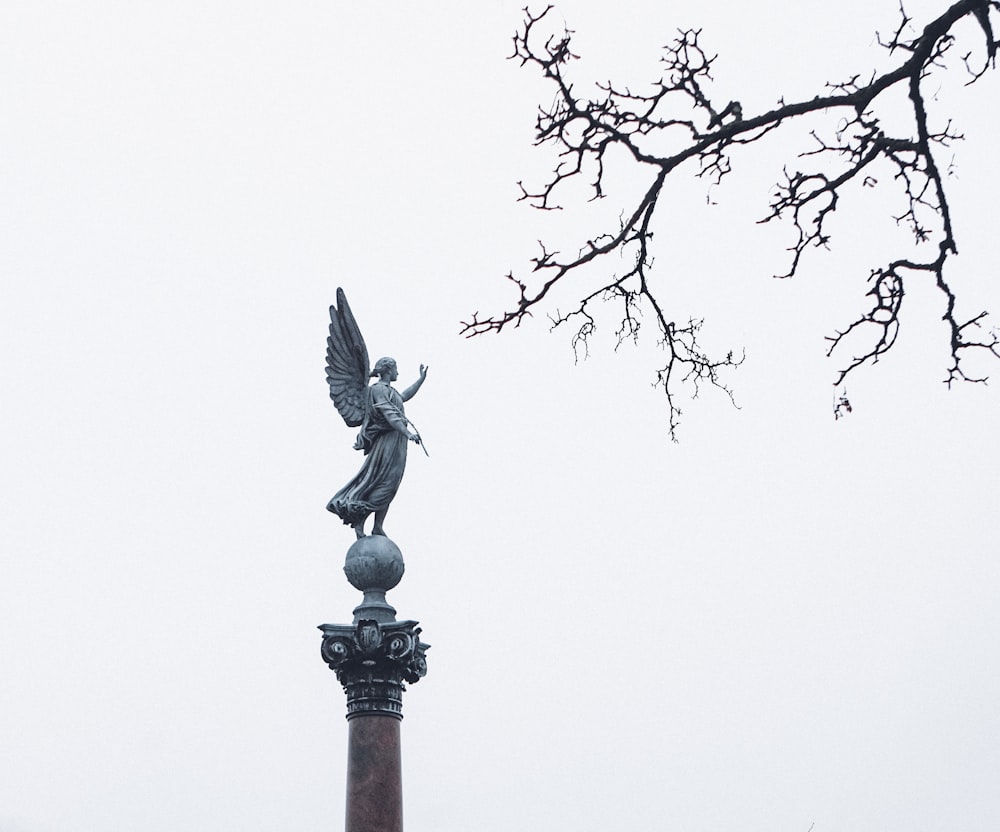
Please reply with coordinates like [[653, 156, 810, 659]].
[[320, 535, 429, 832], [345, 715, 402, 832]]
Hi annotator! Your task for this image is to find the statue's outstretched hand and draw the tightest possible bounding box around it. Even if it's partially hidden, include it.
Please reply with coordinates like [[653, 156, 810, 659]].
[[400, 365, 427, 403]]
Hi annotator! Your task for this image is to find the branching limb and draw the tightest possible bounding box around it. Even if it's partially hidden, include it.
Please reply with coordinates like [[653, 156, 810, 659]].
[[463, 0, 999, 438]]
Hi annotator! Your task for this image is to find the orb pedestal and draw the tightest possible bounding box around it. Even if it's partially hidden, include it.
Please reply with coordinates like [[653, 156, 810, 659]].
[[319, 535, 429, 832]]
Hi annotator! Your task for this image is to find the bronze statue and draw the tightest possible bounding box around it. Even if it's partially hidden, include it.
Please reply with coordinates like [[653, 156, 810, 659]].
[[325, 288, 427, 539]]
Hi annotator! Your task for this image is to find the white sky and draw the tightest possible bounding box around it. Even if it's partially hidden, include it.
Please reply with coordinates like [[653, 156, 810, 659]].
[[2, 2, 998, 831]]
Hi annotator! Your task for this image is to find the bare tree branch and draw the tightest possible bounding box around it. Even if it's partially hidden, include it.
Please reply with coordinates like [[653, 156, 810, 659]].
[[462, 0, 1000, 439]]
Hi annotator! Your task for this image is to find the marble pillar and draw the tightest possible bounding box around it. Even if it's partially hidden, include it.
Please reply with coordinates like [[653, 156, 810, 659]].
[[346, 715, 403, 832]]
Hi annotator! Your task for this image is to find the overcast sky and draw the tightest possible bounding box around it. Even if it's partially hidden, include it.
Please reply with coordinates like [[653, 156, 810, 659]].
[[2, 2, 998, 831]]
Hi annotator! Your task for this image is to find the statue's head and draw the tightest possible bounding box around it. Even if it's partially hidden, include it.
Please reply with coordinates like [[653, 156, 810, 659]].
[[371, 357, 398, 381]]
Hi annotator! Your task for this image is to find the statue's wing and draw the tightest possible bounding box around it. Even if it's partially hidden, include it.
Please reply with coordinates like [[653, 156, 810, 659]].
[[326, 288, 370, 428]]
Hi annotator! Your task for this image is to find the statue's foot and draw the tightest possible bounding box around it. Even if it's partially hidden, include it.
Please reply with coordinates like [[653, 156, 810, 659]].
[[371, 526, 386, 537], [353, 524, 365, 540]]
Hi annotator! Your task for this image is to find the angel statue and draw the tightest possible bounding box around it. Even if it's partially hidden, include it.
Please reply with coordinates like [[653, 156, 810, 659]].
[[325, 288, 428, 539]]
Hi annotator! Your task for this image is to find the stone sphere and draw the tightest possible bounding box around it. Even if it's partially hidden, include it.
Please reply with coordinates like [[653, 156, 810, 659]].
[[343, 535, 405, 592]]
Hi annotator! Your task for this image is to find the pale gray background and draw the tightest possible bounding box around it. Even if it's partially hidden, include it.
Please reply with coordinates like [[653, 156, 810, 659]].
[[2, 1, 998, 830]]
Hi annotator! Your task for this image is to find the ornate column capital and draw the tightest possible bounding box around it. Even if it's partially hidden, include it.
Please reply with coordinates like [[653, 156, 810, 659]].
[[319, 619, 430, 719]]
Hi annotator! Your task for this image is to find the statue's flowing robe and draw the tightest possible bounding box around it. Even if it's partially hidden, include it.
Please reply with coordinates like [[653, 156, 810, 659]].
[[327, 382, 408, 526]]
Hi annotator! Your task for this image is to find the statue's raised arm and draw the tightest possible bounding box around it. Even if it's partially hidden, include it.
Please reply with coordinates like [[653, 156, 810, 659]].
[[325, 289, 428, 540]]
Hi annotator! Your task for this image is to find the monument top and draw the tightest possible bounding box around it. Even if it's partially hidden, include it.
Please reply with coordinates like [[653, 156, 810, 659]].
[[324, 288, 428, 540]]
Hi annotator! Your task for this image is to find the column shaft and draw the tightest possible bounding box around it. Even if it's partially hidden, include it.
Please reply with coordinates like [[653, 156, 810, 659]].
[[346, 715, 403, 832]]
